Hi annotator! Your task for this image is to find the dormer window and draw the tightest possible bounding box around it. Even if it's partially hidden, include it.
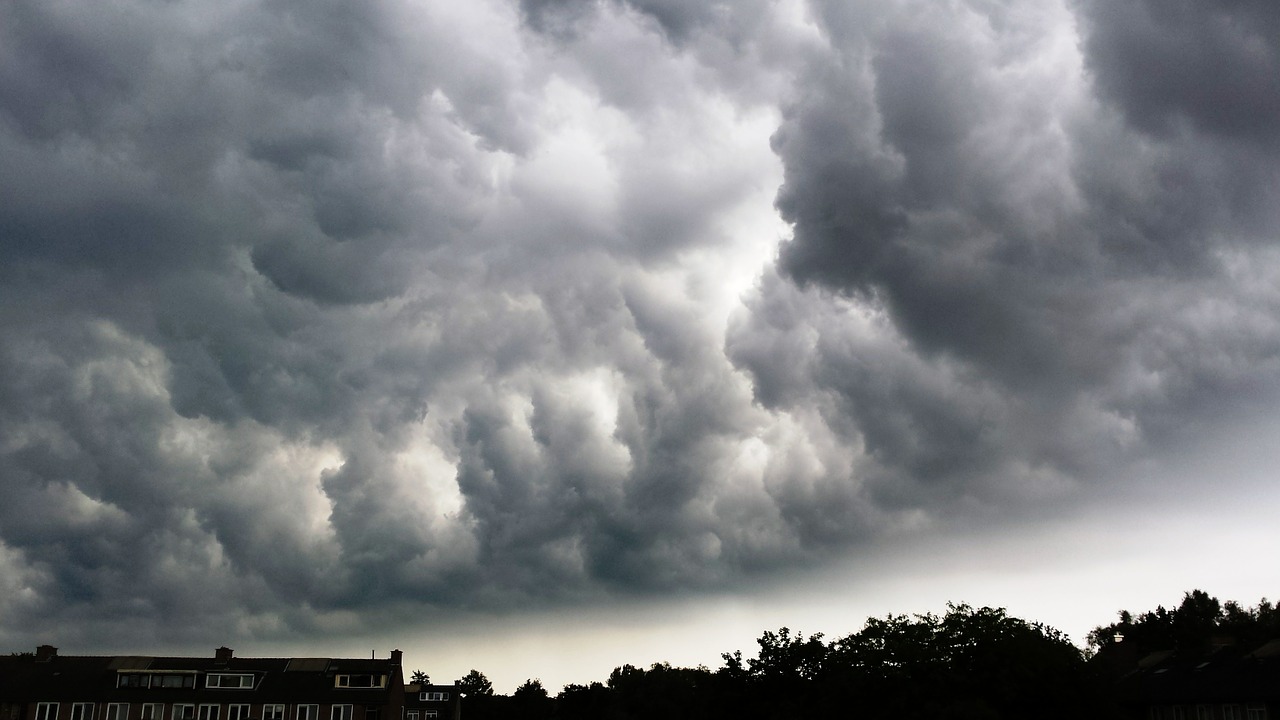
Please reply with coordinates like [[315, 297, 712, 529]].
[[153, 674, 196, 689], [334, 675, 385, 689], [206, 674, 254, 689], [418, 694, 447, 702], [119, 672, 196, 689]]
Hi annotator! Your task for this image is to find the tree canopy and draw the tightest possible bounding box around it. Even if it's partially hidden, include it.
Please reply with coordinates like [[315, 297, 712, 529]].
[[451, 592, 1276, 720], [457, 603, 1119, 720], [455, 668, 493, 696], [1088, 589, 1280, 654]]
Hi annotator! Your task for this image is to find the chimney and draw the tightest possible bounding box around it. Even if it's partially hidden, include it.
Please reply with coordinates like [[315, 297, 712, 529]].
[[390, 649, 402, 666], [215, 647, 234, 664], [36, 645, 58, 662]]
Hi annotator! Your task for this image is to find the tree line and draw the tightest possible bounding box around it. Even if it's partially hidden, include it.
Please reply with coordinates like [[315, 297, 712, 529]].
[[422, 591, 1276, 720]]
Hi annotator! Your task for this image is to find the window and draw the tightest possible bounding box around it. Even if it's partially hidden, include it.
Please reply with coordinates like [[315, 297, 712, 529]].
[[297, 707, 318, 720], [36, 704, 59, 720], [1247, 704, 1269, 720], [106, 705, 128, 720], [263, 707, 285, 720], [1225, 706, 1245, 720], [154, 675, 196, 689], [364, 709, 380, 720], [406, 713, 419, 720], [225, 706, 250, 720], [70, 705, 94, 720], [423, 713, 437, 720], [197, 707, 219, 720], [418, 695, 447, 703], [335, 676, 384, 689], [173, 707, 194, 720], [140, 706, 162, 720], [207, 675, 254, 690], [119, 674, 150, 689], [331, 706, 352, 720]]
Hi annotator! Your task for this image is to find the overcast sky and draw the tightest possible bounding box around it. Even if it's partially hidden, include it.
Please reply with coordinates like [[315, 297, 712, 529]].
[[3, 0, 1280, 693]]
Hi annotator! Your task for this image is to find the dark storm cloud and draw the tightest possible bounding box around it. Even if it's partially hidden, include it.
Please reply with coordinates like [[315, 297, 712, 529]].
[[0, 318, 332, 641], [746, 0, 1280, 508], [0, 0, 802, 646], [1073, 0, 1280, 259], [518, 0, 732, 42], [3, 0, 1280, 651], [1076, 0, 1280, 144]]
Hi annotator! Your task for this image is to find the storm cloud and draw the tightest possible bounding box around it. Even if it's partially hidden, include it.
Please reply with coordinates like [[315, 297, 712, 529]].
[[2, 0, 1279, 649], [755, 0, 1280, 500]]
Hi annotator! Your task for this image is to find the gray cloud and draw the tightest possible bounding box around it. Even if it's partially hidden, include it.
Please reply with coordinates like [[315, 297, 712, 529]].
[[0, 0, 803, 646], [1076, 0, 1280, 144], [2, 0, 1279, 651], [757, 0, 1280, 498], [518, 0, 745, 43]]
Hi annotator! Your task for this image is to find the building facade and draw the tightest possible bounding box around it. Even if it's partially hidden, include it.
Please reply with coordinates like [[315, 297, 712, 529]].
[[401, 685, 459, 720], [1104, 638, 1280, 719], [0, 647, 405, 720]]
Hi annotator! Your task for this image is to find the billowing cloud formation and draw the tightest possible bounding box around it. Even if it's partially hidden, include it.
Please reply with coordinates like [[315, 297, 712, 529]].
[[751, 0, 1280, 501], [1, 0, 1278, 648]]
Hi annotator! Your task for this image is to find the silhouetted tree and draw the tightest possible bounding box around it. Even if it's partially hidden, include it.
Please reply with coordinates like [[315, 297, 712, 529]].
[[555, 682, 610, 720], [1088, 590, 1280, 655], [512, 678, 552, 720], [604, 662, 713, 719], [455, 669, 499, 720], [750, 627, 826, 682], [434, 602, 1134, 720], [456, 668, 493, 696], [409, 669, 429, 685], [809, 604, 1100, 719]]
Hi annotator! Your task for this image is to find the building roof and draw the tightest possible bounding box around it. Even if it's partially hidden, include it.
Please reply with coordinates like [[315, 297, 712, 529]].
[[1110, 638, 1280, 705], [0, 648, 403, 706], [402, 684, 461, 713]]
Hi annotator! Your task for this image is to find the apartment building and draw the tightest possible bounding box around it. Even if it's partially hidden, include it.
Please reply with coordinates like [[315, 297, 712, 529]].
[[401, 684, 458, 720], [0, 647, 404, 720]]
